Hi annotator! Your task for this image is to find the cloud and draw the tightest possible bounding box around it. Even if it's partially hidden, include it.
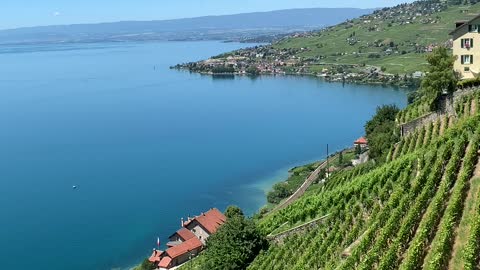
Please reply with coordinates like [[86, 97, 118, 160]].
[[53, 11, 60, 17]]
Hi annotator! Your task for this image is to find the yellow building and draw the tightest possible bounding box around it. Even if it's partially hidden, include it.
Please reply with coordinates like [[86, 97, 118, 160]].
[[451, 17, 480, 79]]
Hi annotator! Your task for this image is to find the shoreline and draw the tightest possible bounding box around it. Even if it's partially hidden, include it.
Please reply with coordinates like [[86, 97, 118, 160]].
[[131, 149, 350, 270], [171, 66, 419, 89]]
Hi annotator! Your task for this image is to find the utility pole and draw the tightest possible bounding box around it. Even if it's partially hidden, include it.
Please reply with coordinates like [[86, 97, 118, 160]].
[[326, 144, 329, 179]]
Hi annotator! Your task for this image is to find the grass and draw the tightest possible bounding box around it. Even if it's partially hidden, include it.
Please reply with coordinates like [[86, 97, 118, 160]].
[[272, 3, 480, 74], [449, 176, 480, 270]]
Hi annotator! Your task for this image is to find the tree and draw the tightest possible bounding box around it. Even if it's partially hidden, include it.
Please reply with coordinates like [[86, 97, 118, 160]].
[[225, 205, 244, 219], [338, 151, 344, 166], [365, 105, 400, 162], [246, 66, 260, 76], [420, 46, 458, 110], [267, 182, 292, 204], [201, 214, 268, 270]]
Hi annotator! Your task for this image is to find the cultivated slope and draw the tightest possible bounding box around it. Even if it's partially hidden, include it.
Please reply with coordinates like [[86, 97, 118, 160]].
[[248, 90, 480, 269]]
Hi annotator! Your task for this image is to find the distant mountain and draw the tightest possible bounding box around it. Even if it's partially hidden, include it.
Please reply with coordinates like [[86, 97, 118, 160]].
[[0, 8, 374, 45]]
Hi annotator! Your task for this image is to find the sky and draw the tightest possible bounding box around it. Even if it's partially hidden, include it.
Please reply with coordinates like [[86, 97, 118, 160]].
[[1, 0, 415, 30]]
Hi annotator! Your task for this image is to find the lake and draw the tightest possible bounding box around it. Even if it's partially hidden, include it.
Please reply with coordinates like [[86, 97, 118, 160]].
[[0, 41, 407, 270]]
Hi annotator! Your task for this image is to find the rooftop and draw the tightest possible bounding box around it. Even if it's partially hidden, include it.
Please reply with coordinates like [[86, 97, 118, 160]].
[[158, 256, 172, 269], [148, 250, 163, 263], [176, 228, 196, 241], [450, 14, 480, 35], [354, 137, 368, 145], [183, 208, 226, 234], [165, 237, 202, 259]]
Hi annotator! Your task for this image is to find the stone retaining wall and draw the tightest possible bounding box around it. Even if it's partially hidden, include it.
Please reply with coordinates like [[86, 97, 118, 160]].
[[399, 87, 478, 137], [268, 214, 330, 244]]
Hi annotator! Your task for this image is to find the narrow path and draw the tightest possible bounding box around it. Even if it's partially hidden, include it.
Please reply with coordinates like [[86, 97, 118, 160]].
[[448, 149, 480, 270], [423, 123, 432, 146], [267, 152, 342, 215], [392, 143, 400, 160], [448, 116, 455, 130], [471, 98, 477, 116], [439, 116, 446, 136]]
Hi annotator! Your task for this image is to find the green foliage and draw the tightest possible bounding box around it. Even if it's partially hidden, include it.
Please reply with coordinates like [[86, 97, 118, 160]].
[[457, 77, 480, 88], [463, 192, 480, 270], [211, 65, 235, 74], [365, 104, 400, 162], [248, 90, 480, 270], [420, 46, 458, 110], [424, 126, 480, 270], [201, 215, 268, 270], [266, 163, 318, 204], [246, 66, 260, 75], [267, 182, 292, 204], [225, 205, 244, 219]]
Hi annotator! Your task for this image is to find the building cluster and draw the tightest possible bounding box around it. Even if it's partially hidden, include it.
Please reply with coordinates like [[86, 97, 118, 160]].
[[148, 208, 226, 269], [368, 1, 445, 24]]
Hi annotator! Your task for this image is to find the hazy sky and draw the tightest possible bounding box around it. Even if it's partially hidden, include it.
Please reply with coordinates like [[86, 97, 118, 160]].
[[1, 0, 415, 30]]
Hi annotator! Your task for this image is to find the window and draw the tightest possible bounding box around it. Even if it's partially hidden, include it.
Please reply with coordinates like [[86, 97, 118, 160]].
[[461, 55, 474, 65], [468, 24, 480, 32], [461, 38, 474, 49], [465, 67, 470, 72]]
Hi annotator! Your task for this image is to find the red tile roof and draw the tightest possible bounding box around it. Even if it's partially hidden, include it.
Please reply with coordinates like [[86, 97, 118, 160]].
[[148, 250, 163, 262], [158, 256, 172, 269], [176, 228, 196, 241], [165, 237, 202, 259], [184, 208, 227, 234], [354, 137, 368, 145]]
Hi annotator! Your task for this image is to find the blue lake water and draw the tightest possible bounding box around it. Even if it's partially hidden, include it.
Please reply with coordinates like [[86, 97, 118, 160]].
[[0, 41, 407, 270]]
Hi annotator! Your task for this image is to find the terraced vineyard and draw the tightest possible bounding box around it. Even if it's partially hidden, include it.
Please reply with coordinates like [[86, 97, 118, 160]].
[[247, 90, 480, 270]]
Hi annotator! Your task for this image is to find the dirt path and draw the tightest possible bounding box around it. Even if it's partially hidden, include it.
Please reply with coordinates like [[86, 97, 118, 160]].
[[471, 98, 477, 116], [448, 148, 480, 270], [423, 124, 432, 146], [439, 116, 446, 136], [448, 116, 455, 130], [392, 143, 400, 160]]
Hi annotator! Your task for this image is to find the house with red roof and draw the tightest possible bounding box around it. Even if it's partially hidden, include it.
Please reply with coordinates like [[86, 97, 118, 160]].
[[151, 208, 227, 270], [167, 228, 196, 248], [183, 208, 227, 245], [354, 137, 368, 149], [148, 249, 163, 264], [158, 237, 203, 269]]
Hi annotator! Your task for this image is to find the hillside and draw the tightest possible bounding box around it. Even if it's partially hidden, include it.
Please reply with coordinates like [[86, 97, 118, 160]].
[[175, 87, 480, 270], [0, 8, 373, 45], [171, 46, 480, 270], [176, 1, 480, 85], [243, 88, 480, 270]]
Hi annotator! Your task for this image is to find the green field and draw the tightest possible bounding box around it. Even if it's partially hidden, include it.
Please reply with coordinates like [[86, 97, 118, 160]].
[[272, 3, 480, 74]]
